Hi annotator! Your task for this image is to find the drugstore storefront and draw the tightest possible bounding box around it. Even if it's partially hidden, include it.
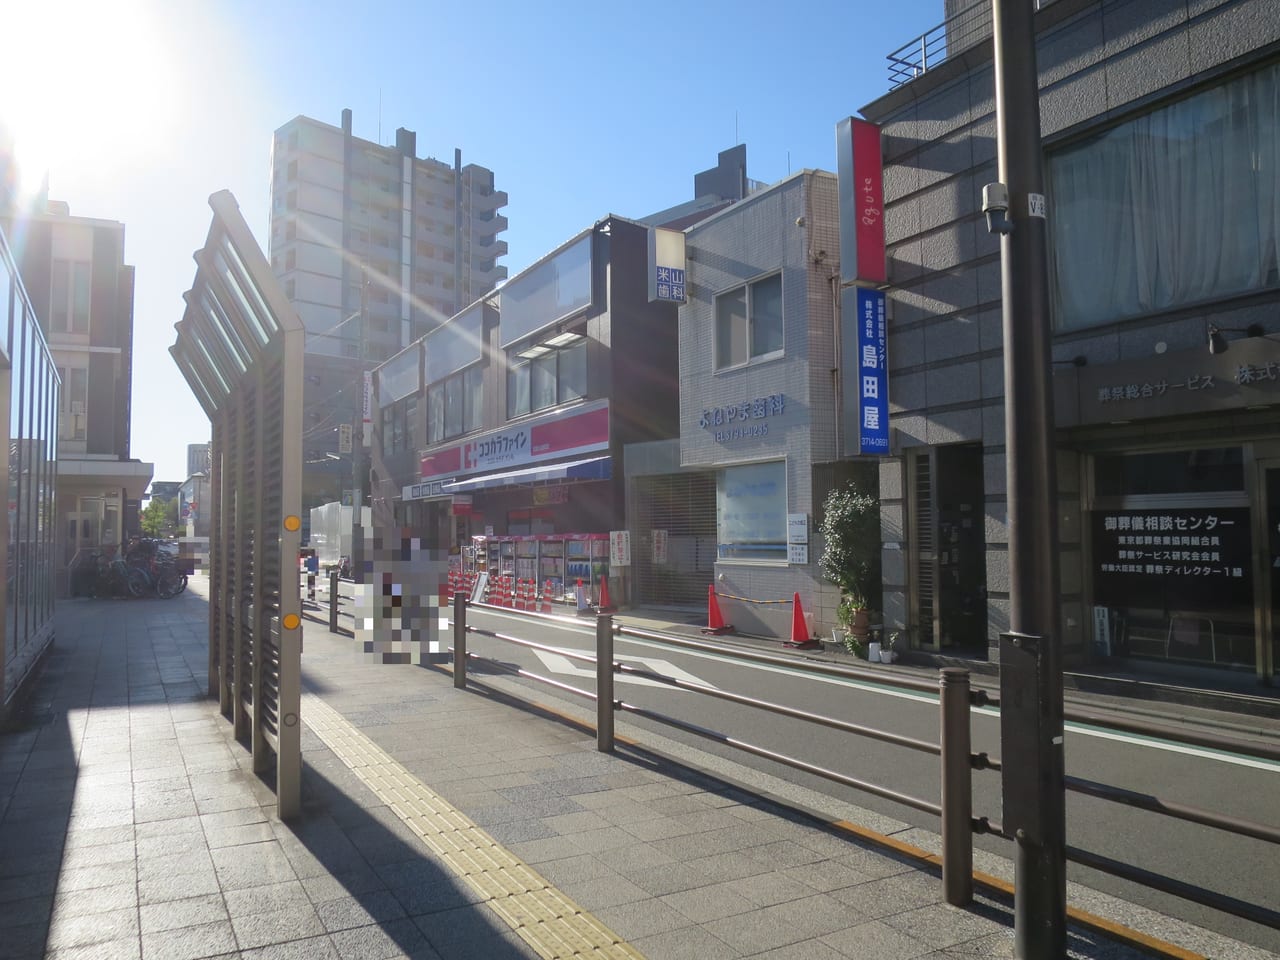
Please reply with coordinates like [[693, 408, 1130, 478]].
[[1060, 336, 1280, 685]]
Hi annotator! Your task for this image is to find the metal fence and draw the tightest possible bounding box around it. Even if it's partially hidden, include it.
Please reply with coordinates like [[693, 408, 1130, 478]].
[[171, 190, 305, 819], [449, 596, 1280, 937]]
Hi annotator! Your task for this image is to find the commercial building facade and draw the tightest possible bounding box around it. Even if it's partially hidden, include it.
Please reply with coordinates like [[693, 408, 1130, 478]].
[[372, 216, 683, 606], [673, 170, 853, 637], [268, 110, 507, 514], [1, 197, 152, 597], [861, 0, 1279, 684]]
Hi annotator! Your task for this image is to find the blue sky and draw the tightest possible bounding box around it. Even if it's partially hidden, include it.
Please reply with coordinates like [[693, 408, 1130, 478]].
[[2, 0, 942, 485]]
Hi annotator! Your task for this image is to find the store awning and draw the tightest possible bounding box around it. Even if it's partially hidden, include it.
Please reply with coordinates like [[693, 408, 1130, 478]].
[[442, 455, 611, 493]]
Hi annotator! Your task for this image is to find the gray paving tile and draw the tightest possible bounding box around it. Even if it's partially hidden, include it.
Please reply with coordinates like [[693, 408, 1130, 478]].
[[329, 917, 433, 960], [413, 905, 538, 959], [140, 893, 230, 935], [595, 895, 693, 941], [238, 935, 341, 960], [223, 880, 311, 918], [138, 868, 222, 905], [55, 860, 137, 893], [230, 902, 326, 950], [51, 879, 139, 917], [702, 893, 857, 953], [659, 881, 756, 924], [45, 936, 142, 960], [314, 889, 408, 933], [141, 918, 238, 960], [882, 901, 1011, 951], [211, 842, 299, 891], [820, 918, 935, 958], [45, 905, 139, 952], [631, 924, 739, 960]]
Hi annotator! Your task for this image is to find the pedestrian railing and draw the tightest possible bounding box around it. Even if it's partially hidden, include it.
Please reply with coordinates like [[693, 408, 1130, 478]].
[[448, 595, 1280, 936]]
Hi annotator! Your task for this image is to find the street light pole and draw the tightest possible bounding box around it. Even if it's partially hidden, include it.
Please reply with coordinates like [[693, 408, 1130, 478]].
[[989, 0, 1067, 956]]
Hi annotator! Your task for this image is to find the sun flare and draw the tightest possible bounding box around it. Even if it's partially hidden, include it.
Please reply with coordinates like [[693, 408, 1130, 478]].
[[0, 0, 178, 200]]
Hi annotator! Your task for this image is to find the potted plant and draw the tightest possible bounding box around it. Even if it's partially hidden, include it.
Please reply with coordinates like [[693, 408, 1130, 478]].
[[820, 478, 882, 650]]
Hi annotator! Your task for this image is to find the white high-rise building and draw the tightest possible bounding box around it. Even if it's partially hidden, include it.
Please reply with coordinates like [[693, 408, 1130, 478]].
[[268, 109, 507, 511]]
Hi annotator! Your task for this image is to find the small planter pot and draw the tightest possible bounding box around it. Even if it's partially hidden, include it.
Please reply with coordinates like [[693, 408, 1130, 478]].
[[880, 649, 895, 663]]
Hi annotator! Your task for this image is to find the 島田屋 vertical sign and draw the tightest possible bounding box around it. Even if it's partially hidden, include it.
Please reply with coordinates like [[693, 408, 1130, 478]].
[[841, 287, 889, 455]]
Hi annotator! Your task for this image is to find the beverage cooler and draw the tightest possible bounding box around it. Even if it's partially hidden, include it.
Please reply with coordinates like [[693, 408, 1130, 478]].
[[473, 533, 610, 603]]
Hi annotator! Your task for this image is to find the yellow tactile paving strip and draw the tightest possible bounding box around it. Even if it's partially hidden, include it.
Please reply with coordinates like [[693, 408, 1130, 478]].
[[301, 694, 645, 960]]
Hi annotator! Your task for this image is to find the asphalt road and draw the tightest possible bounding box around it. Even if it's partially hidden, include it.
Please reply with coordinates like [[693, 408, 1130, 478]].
[[446, 604, 1280, 955]]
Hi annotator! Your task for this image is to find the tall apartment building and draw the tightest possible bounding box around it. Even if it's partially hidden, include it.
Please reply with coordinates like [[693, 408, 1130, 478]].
[[268, 109, 508, 512], [1, 194, 153, 595]]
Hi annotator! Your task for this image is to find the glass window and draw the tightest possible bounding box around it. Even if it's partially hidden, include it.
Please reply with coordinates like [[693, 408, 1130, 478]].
[[444, 374, 463, 438], [463, 366, 483, 433], [507, 360, 530, 419], [559, 341, 587, 402], [427, 382, 444, 444], [717, 461, 787, 561], [716, 274, 783, 370], [531, 353, 556, 411], [1049, 62, 1280, 330], [716, 287, 748, 369], [1094, 448, 1244, 498], [750, 274, 783, 357]]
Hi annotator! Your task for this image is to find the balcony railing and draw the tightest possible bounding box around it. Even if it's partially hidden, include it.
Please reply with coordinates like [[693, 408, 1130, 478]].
[[887, 0, 992, 89]]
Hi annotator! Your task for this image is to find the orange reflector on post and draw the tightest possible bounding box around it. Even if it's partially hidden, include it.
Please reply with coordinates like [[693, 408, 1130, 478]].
[[283, 515, 301, 531], [283, 613, 301, 630]]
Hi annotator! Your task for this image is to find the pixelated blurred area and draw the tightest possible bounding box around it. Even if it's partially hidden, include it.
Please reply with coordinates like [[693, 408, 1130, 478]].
[[353, 528, 450, 664]]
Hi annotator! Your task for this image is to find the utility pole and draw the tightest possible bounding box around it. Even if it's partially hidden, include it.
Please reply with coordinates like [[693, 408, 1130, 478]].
[[987, 0, 1067, 957]]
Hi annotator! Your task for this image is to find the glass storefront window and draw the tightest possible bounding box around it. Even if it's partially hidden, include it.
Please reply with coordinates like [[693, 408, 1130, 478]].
[[1091, 448, 1253, 669], [717, 461, 787, 562]]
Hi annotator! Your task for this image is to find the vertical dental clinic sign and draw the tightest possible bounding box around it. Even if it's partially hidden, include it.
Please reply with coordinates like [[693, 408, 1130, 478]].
[[647, 227, 687, 302], [837, 116, 890, 456], [836, 117, 886, 285]]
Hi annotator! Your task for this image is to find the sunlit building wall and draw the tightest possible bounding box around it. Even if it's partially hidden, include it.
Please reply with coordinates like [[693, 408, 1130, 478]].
[[0, 222, 59, 716], [267, 109, 508, 516]]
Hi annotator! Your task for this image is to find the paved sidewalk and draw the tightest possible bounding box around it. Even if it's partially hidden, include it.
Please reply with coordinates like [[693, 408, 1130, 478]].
[[0, 579, 1270, 959]]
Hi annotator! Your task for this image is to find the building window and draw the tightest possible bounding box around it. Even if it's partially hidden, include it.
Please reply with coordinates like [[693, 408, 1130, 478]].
[[426, 364, 483, 445], [717, 460, 787, 561], [506, 338, 587, 418], [715, 273, 782, 370], [58, 365, 88, 440], [1049, 61, 1280, 331], [50, 259, 91, 334], [380, 394, 418, 457]]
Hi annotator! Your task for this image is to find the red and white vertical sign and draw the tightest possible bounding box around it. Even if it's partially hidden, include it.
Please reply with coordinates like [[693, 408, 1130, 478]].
[[836, 117, 886, 285]]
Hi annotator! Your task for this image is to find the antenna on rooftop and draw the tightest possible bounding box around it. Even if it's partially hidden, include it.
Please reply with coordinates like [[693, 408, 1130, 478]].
[[378, 89, 383, 144], [735, 111, 739, 145]]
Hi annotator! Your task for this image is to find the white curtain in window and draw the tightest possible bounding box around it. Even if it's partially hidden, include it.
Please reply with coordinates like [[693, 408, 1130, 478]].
[[1050, 63, 1280, 330]]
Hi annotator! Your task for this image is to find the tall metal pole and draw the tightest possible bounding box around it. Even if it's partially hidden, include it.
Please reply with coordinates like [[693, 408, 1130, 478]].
[[990, 0, 1067, 956]]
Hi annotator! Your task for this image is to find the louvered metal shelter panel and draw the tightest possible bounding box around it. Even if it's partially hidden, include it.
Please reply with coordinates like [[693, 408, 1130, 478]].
[[631, 473, 718, 607], [170, 190, 304, 819]]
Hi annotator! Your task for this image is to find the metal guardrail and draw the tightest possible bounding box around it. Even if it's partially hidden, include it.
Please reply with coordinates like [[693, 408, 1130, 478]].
[[447, 595, 1280, 934], [887, 0, 992, 89]]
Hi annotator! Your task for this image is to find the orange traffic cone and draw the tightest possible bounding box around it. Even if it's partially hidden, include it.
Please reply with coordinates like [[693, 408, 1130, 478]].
[[784, 592, 820, 649], [597, 575, 614, 613], [540, 579, 553, 614], [701, 584, 735, 635]]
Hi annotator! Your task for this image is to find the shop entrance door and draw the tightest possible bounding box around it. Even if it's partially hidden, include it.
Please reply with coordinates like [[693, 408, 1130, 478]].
[[909, 444, 987, 654]]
